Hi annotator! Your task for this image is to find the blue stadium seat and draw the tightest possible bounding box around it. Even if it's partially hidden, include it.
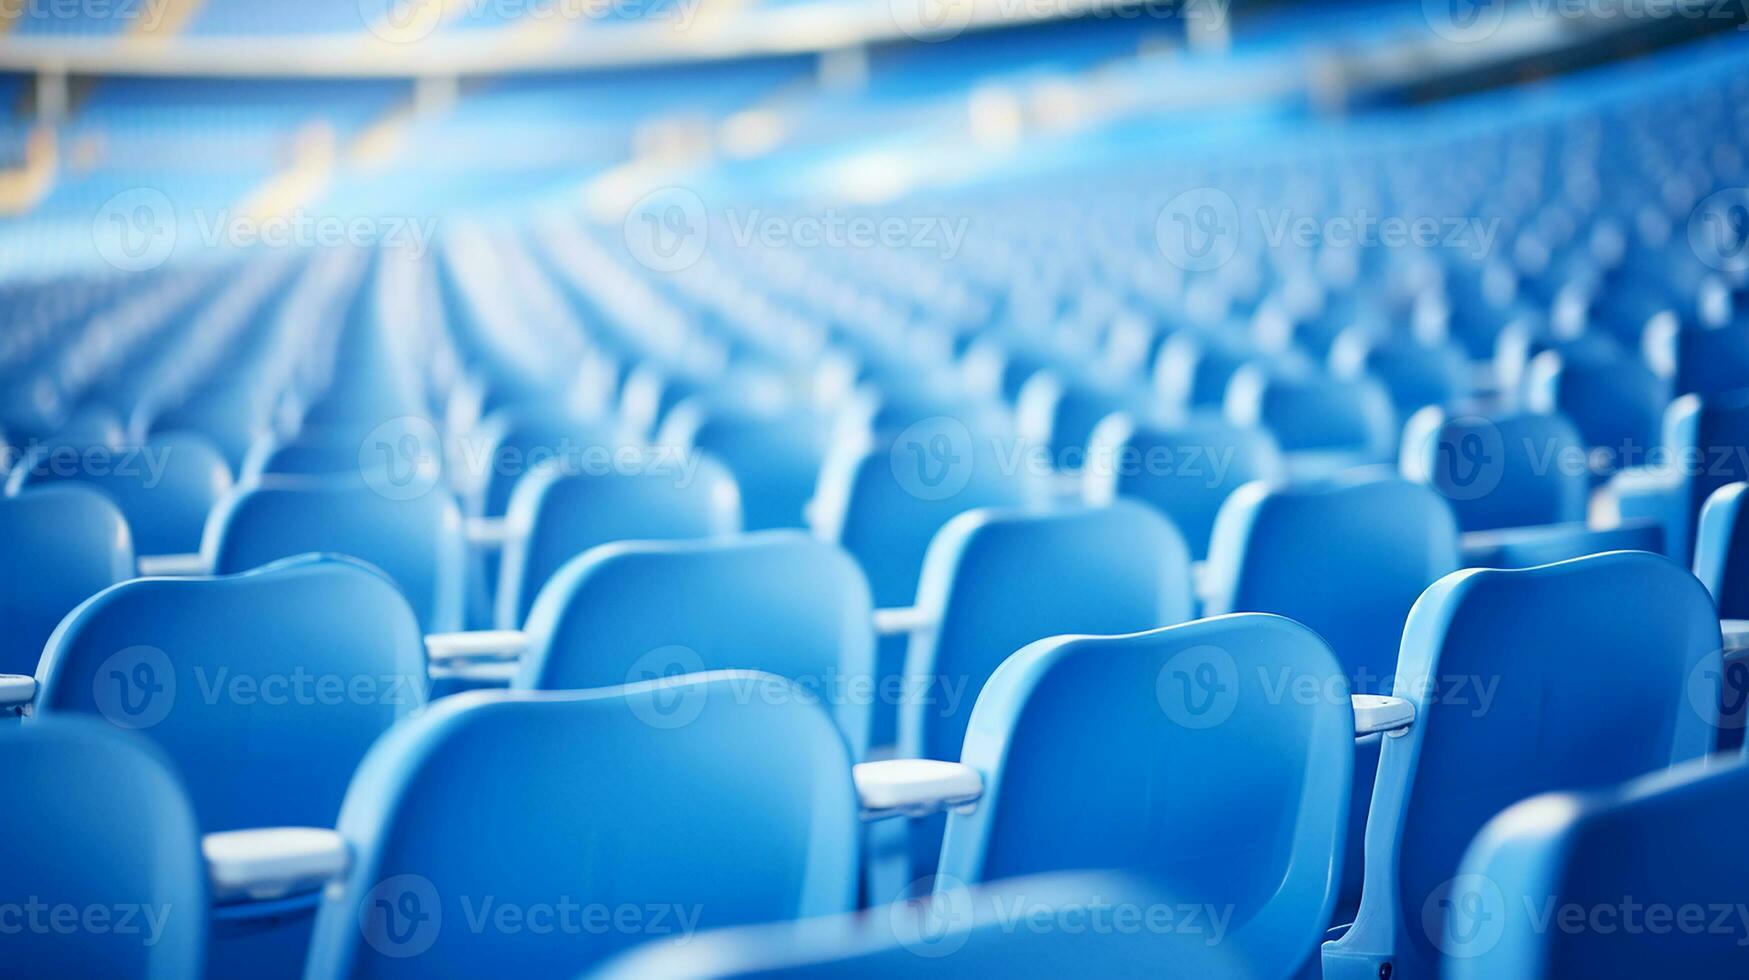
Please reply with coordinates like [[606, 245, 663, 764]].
[[1205, 470, 1460, 917], [303, 675, 860, 977], [0, 485, 135, 677], [1224, 366, 1397, 477], [495, 458, 742, 627], [1083, 412, 1283, 561], [811, 411, 1040, 747], [1523, 348, 1669, 478], [1449, 758, 1749, 976], [34, 554, 428, 829], [203, 476, 468, 632], [517, 531, 877, 759], [880, 501, 1193, 897], [0, 719, 207, 978], [11, 430, 232, 556], [1696, 481, 1749, 619], [938, 614, 1354, 977], [458, 406, 627, 519], [658, 397, 831, 531], [1324, 551, 1722, 978], [1611, 390, 1749, 564]]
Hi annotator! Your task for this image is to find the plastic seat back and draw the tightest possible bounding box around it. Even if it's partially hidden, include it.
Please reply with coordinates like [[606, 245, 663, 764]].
[[1325, 551, 1722, 979], [1696, 481, 1749, 618], [1678, 389, 1749, 542], [810, 416, 1037, 747], [203, 475, 467, 632], [894, 502, 1193, 887], [660, 399, 830, 531], [14, 431, 232, 554], [519, 531, 876, 758], [460, 407, 627, 519], [1524, 349, 1668, 475], [1084, 413, 1283, 561], [903, 501, 1194, 765], [303, 676, 860, 978], [35, 555, 429, 831], [496, 458, 742, 627], [0, 485, 135, 675], [0, 719, 206, 978], [1205, 471, 1460, 690], [1405, 411, 1589, 532], [1225, 366, 1397, 459], [1450, 759, 1749, 976], [942, 614, 1351, 975]]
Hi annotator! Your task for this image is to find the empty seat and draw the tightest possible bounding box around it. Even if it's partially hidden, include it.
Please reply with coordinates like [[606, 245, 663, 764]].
[[1, 719, 207, 977], [658, 398, 830, 531], [936, 614, 1355, 977], [518, 531, 877, 758], [33, 554, 430, 976], [1224, 366, 1397, 476], [495, 458, 742, 627], [11, 430, 232, 555], [1084, 412, 1283, 561], [811, 413, 1039, 747], [0, 485, 135, 676], [1696, 481, 1749, 619], [457, 406, 627, 520], [1450, 758, 1749, 976], [1205, 470, 1460, 917], [883, 502, 1194, 896], [1611, 389, 1749, 564], [1524, 348, 1668, 477], [302, 674, 860, 977], [1324, 551, 1722, 978], [203, 475, 467, 632]]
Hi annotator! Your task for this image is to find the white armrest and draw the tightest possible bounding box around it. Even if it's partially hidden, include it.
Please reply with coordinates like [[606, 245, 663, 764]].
[[1724, 620, 1749, 655], [871, 607, 935, 637], [465, 517, 512, 548], [425, 630, 527, 664], [0, 674, 35, 708], [136, 553, 208, 577], [203, 828, 349, 904], [853, 759, 982, 820], [1354, 694, 1415, 737]]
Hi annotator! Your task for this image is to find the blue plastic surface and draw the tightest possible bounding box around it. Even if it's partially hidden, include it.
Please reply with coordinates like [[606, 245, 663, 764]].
[[0, 484, 135, 675], [303, 675, 861, 977], [519, 531, 877, 759], [1325, 551, 1723, 978], [0, 718, 208, 979]]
